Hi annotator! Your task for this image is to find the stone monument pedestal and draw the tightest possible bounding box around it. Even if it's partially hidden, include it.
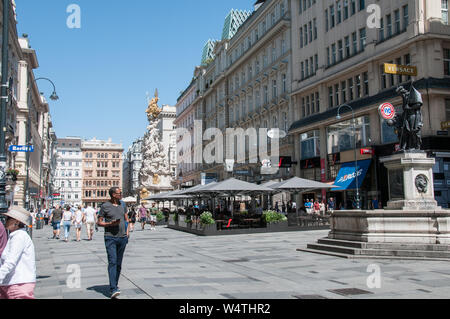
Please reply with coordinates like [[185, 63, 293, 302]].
[[380, 152, 439, 210], [300, 152, 450, 260]]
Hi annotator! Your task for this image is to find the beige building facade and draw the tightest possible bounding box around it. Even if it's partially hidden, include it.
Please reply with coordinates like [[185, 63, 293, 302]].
[[289, 0, 450, 208], [81, 138, 123, 208]]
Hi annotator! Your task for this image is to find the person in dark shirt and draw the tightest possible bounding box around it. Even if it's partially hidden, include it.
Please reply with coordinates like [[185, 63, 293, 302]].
[[49, 205, 63, 240], [97, 187, 129, 299]]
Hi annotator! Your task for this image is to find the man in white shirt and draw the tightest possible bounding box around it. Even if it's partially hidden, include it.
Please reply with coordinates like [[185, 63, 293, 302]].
[[84, 205, 97, 241]]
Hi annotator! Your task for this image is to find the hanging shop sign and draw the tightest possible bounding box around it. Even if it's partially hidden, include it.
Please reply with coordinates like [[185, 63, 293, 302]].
[[384, 63, 418, 76], [378, 102, 396, 121]]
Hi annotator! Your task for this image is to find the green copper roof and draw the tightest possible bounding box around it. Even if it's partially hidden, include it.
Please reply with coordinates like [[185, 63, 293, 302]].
[[222, 9, 252, 40]]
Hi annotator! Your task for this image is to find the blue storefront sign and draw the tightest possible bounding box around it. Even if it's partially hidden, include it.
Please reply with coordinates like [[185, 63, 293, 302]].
[[9, 145, 34, 153], [333, 159, 372, 191]]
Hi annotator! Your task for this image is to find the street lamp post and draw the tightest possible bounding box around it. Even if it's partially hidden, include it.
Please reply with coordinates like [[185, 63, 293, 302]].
[[0, 0, 11, 215], [336, 104, 361, 210], [35, 78, 59, 211]]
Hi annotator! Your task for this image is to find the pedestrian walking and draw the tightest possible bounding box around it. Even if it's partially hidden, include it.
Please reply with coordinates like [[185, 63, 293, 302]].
[[49, 205, 62, 240], [62, 206, 73, 242], [97, 187, 129, 299], [84, 205, 97, 241], [150, 203, 158, 231], [127, 206, 136, 233], [0, 206, 36, 299], [138, 203, 148, 231], [73, 206, 84, 242]]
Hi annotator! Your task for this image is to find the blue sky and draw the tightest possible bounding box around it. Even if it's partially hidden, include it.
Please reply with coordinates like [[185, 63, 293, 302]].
[[15, 0, 254, 151]]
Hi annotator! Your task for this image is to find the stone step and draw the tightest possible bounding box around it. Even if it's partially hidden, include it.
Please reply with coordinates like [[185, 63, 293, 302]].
[[360, 248, 450, 259], [307, 243, 358, 255], [298, 248, 450, 261], [318, 238, 365, 249], [318, 238, 450, 252]]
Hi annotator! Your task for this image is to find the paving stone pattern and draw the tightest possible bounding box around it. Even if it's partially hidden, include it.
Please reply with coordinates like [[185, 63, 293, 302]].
[[32, 225, 450, 299]]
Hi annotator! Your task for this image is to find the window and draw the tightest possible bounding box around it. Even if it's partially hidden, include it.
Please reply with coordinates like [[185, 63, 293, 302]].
[[387, 14, 392, 37], [306, 95, 310, 116], [327, 47, 330, 66], [282, 74, 287, 93], [352, 32, 357, 55], [330, 5, 335, 28], [300, 27, 303, 48], [394, 10, 400, 34], [302, 97, 306, 117], [332, 43, 337, 64], [327, 116, 371, 154], [325, 9, 329, 31], [304, 24, 308, 46], [311, 94, 315, 115], [351, 0, 356, 15], [313, 18, 317, 39], [359, 0, 365, 11], [341, 81, 347, 103], [379, 18, 385, 41], [348, 78, 354, 100], [314, 54, 319, 72], [301, 130, 321, 160], [315, 92, 320, 113], [335, 84, 340, 106], [344, 0, 349, 20], [301, 61, 305, 79], [443, 0, 448, 25], [337, 1, 342, 24], [309, 21, 313, 42], [381, 64, 387, 89], [444, 49, 450, 76], [355, 75, 362, 99], [305, 59, 309, 77], [338, 40, 343, 61], [359, 28, 366, 51], [363, 72, 369, 96], [345, 36, 350, 57], [328, 86, 334, 108], [403, 5, 409, 30]]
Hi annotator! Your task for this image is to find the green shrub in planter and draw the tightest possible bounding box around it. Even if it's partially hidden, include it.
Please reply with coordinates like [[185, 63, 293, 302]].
[[262, 210, 287, 224], [156, 211, 165, 222], [200, 212, 215, 226], [173, 213, 179, 222]]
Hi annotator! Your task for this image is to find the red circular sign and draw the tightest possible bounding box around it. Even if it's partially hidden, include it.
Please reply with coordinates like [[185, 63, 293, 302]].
[[379, 103, 396, 120]]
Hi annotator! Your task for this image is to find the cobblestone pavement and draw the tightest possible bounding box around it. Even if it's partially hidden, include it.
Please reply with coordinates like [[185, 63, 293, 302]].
[[32, 224, 450, 299]]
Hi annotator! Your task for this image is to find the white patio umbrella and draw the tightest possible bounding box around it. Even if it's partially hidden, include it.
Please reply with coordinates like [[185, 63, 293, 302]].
[[122, 196, 137, 204], [270, 176, 338, 219]]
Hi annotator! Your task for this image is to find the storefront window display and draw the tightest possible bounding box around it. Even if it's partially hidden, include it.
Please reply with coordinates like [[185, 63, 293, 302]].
[[301, 130, 320, 160], [327, 116, 371, 154]]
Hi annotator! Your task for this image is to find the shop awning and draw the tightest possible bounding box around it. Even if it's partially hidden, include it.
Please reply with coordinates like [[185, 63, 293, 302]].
[[333, 159, 372, 191]]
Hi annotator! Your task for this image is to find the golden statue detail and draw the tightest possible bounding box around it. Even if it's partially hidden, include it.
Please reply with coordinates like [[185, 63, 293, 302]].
[[146, 89, 162, 121], [153, 174, 160, 186], [140, 188, 149, 200]]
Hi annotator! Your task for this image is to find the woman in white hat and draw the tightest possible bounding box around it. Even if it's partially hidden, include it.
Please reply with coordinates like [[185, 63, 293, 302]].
[[0, 206, 36, 299]]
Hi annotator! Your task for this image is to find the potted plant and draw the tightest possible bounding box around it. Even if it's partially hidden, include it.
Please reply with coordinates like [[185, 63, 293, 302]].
[[262, 210, 288, 231], [199, 212, 216, 234], [6, 168, 19, 182]]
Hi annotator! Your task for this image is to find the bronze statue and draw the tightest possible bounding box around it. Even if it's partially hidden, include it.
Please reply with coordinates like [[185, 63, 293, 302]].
[[387, 85, 424, 152]]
